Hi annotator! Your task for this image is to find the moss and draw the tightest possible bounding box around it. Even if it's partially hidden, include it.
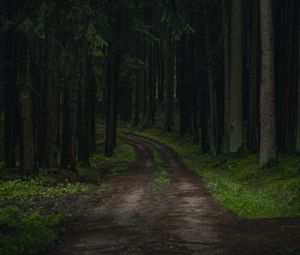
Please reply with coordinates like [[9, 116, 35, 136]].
[[122, 125, 300, 219]]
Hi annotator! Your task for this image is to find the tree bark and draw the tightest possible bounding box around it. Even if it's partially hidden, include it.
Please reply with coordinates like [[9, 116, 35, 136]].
[[248, 0, 260, 153], [296, 8, 300, 152], [223, 0, 231, 153], [105, 57, 115, 156], [61, 43, 80, 170], [78, 43, 90, 167], [17, 20, 36, 176], [260, 0, 277, 167], [45, 5, 59, 167], [229, 0, 243, 152], [4, 1, 17, 169], [165, 34, 174, 131], [133, 71, 140, 125], [204, 0, 218, 156]]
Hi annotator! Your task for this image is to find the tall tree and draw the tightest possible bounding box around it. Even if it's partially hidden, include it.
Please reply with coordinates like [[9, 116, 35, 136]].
[[247, 0, 260, 153], [223, 0, 231, 153], [296, 9, 300, 153], [204, 0, 220, 156], [44, 2, 60, 167], [164, 33, 174, 131], [229, 0, 243, 152], [17, 18, 36, 176], [3, 0, 18, 169], [260, 0, 277, 167]]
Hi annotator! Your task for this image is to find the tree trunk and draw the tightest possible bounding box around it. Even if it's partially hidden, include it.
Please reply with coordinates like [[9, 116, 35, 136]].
[[105, 57, 115, 156], [204, 1, 218, 156], [223, 0, 231, 153], [4, 1, 17, 169], [164, 35, 174, 131], [229, 0, 243, 152], [78, 44, 90, 167], [260, 0, 277, 167], [248, 0, 260, 153], [296, 9, 300, 152], [133, 71, 140, 125], [61, 43, 80, 170], [45, 7, 59, 167], [17, 20, 36, 176]]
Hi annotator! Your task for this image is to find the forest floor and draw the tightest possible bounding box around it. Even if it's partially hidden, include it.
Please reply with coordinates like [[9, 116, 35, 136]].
[[44, 132, 300, 255]]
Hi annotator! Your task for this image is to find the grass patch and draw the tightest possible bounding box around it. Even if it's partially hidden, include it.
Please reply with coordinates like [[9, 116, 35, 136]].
[[90, 138, 136, 176], [151, 148, 170, 195], [0, 135, 135, 255], [0, 175, 92, 255], [154, 167, 170, 187], [0, 206, 64, 255], [0, 177, 92, 205], [121, 124, 300, 219]]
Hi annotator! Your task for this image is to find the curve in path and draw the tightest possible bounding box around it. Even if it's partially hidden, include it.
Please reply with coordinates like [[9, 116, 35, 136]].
[[46, 132, 300, 255]]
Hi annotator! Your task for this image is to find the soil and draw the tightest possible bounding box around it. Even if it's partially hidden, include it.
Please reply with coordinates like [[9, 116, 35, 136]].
[[45, 133, 300, 255]]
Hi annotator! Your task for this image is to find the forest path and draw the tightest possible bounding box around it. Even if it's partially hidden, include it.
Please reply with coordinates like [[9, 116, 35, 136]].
[[46, 132, 300, 255]]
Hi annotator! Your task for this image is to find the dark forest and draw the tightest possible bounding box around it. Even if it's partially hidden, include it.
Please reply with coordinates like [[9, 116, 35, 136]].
[[0, 0, 299, 254]]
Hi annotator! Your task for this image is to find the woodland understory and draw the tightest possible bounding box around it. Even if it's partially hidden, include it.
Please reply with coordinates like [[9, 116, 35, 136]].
[[1, 0, 300, 172]]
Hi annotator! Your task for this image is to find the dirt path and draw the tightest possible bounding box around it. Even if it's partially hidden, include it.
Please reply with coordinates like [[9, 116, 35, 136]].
[[46, 133, 300, 255]]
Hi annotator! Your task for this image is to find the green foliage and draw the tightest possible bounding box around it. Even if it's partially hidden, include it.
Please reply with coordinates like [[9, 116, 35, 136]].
[[0, 206, 63, 255], [0, 177, 91, 204], [122, 125, 300, 219], [160, 1, 195, 40], [135, 22, 160, 43], [86, 23, 108, 58]]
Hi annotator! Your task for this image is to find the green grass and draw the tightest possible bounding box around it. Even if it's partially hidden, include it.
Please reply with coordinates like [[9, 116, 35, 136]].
[[0, 177, 92, 205], [121, 124, 300, 219], [89, 138, 136, 176], [0, 206, 64, 255], [0, 176, 92, 255], [152, 149, 170, 195]]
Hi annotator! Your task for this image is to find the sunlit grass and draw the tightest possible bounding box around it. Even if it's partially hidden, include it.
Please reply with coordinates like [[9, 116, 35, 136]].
[[0, 177, 92, 204]]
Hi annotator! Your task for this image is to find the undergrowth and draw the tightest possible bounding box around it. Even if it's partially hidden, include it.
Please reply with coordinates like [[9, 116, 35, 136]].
[[122, 124, 300, 219], [90, 137, 136, 176], [0, 177, 92, 205], [0, 207, 64, 255], [0, 136, 135, 255]]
